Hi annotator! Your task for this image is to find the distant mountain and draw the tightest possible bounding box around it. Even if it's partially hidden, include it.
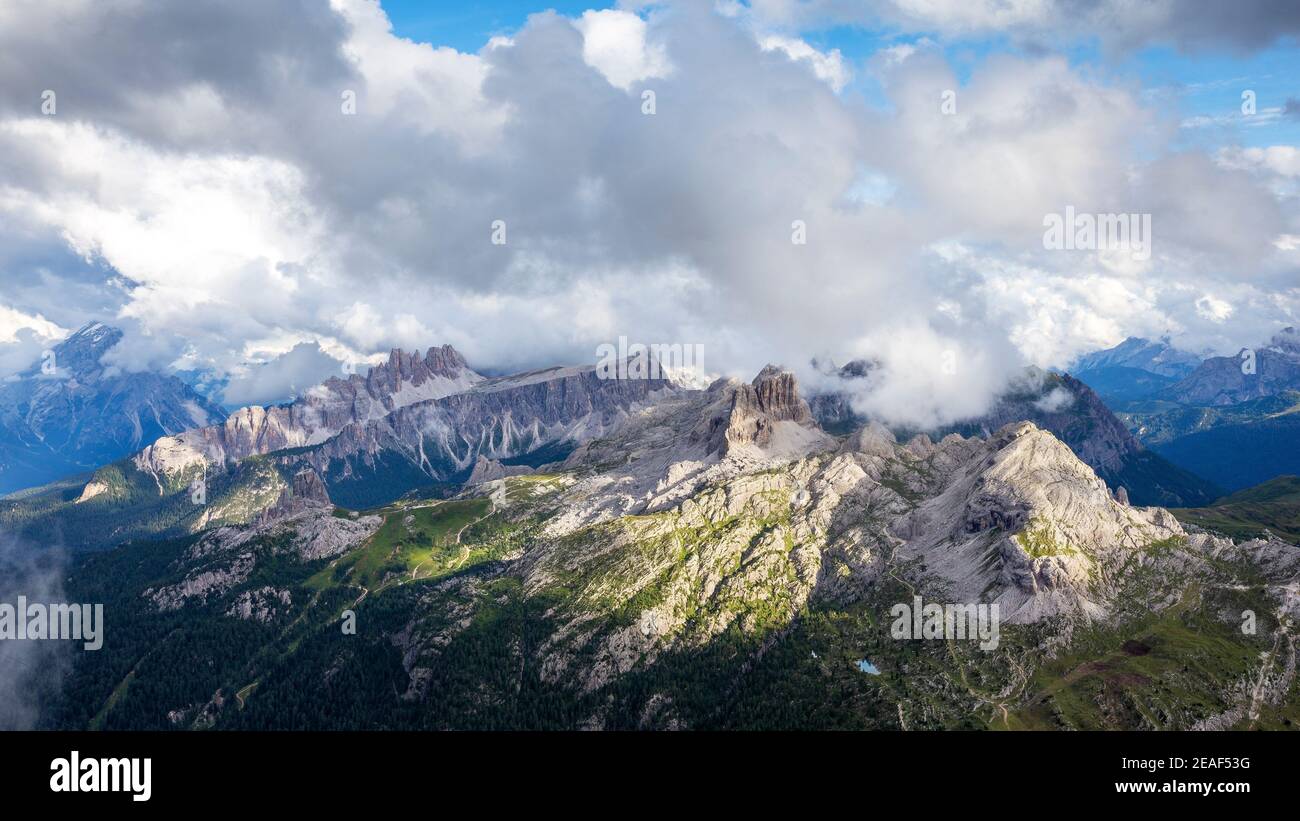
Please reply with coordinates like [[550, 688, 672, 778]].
[[1067, 365, 1179, 404], [134, 351, 670, 508], [1163, 328, 1300, 406], [0, 323, 226, 496], [1074, 336, 1203, 379], [1071, 337, 1202, 406], [138, 345, 485, 474]]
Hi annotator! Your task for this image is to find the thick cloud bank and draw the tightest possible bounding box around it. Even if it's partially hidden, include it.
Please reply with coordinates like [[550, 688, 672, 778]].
[[0, 0, 1296, 425]]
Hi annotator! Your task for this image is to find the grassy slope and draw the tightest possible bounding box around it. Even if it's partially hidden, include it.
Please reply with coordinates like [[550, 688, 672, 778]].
[[305, 497, 493, 594], [1172, 475, 1300, 544]]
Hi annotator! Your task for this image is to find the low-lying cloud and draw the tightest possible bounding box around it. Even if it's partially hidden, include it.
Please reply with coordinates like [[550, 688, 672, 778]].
[[0, 530, 71, 730]]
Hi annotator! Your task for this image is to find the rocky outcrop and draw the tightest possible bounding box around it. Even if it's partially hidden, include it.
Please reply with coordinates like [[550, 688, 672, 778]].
[[840, 420, 896, 458], [147, 504, 381, 613], [225, 586, 292, 623], [259, 469, 331, 525], [692, 366, 825, 456], [466, 456, 534, 485], [147, 553, 257, 611]]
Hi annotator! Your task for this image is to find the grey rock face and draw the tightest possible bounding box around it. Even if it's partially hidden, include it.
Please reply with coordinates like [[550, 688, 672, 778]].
[[136, 344, 483, 477], [259, 469, 332, 525], [841, 420, 896, 458], [225, 586, 292, 623], [692, 366, 819, 456], [146, 505, 381, 612], [147, 553, 256, 612], [291, 365, 674, 487]]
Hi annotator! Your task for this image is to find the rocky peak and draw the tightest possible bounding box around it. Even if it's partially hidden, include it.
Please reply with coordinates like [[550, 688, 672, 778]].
[[424, 344, 471, 375], [840, 420, 896, 457], [844, 418, 1189, 624], [693, 365, 824, 455], [22, 322, 123, 379], [749, 365, 814, 424], [365, 344, 476, 397]]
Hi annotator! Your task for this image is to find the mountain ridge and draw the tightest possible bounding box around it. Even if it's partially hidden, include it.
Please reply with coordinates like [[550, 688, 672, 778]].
[[804, 364, 1220, 507]]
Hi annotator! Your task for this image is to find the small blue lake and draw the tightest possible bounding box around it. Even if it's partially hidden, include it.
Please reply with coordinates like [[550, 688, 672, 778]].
[[856, 659, 880, 675]]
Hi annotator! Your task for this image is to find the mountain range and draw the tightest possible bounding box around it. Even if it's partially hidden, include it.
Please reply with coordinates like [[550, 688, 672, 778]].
[[0, 341, 673, 549], [1077, 329, 1300, 492], [6, 329, 1300, 730], [27, 361, 1299, 731]]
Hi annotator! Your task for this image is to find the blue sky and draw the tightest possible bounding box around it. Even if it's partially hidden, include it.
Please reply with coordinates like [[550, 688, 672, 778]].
[[381, 0, 613, 50]]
